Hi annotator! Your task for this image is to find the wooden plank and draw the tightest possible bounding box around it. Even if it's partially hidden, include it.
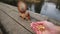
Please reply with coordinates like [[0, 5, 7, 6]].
[[0, 2, 35, 34], [48, 18, 60, 26], [0, 10, 32, 34]]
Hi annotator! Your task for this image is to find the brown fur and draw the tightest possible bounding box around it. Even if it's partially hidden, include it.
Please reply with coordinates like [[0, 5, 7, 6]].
[[18, 1, 30, 20]]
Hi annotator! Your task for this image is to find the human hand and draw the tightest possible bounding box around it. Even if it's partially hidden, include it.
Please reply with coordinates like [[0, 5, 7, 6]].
[[31, 21, 59, 34]]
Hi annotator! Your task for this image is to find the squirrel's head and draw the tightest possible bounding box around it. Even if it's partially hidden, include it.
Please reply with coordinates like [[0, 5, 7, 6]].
[[18, 1, 27, 13]]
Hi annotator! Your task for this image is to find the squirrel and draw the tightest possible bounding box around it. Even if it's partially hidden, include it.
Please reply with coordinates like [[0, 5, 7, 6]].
[[18, 1, 30, 20]]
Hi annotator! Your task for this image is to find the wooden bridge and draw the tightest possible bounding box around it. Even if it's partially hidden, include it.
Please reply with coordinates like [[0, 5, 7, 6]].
[[0, 2, 60, 34]]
